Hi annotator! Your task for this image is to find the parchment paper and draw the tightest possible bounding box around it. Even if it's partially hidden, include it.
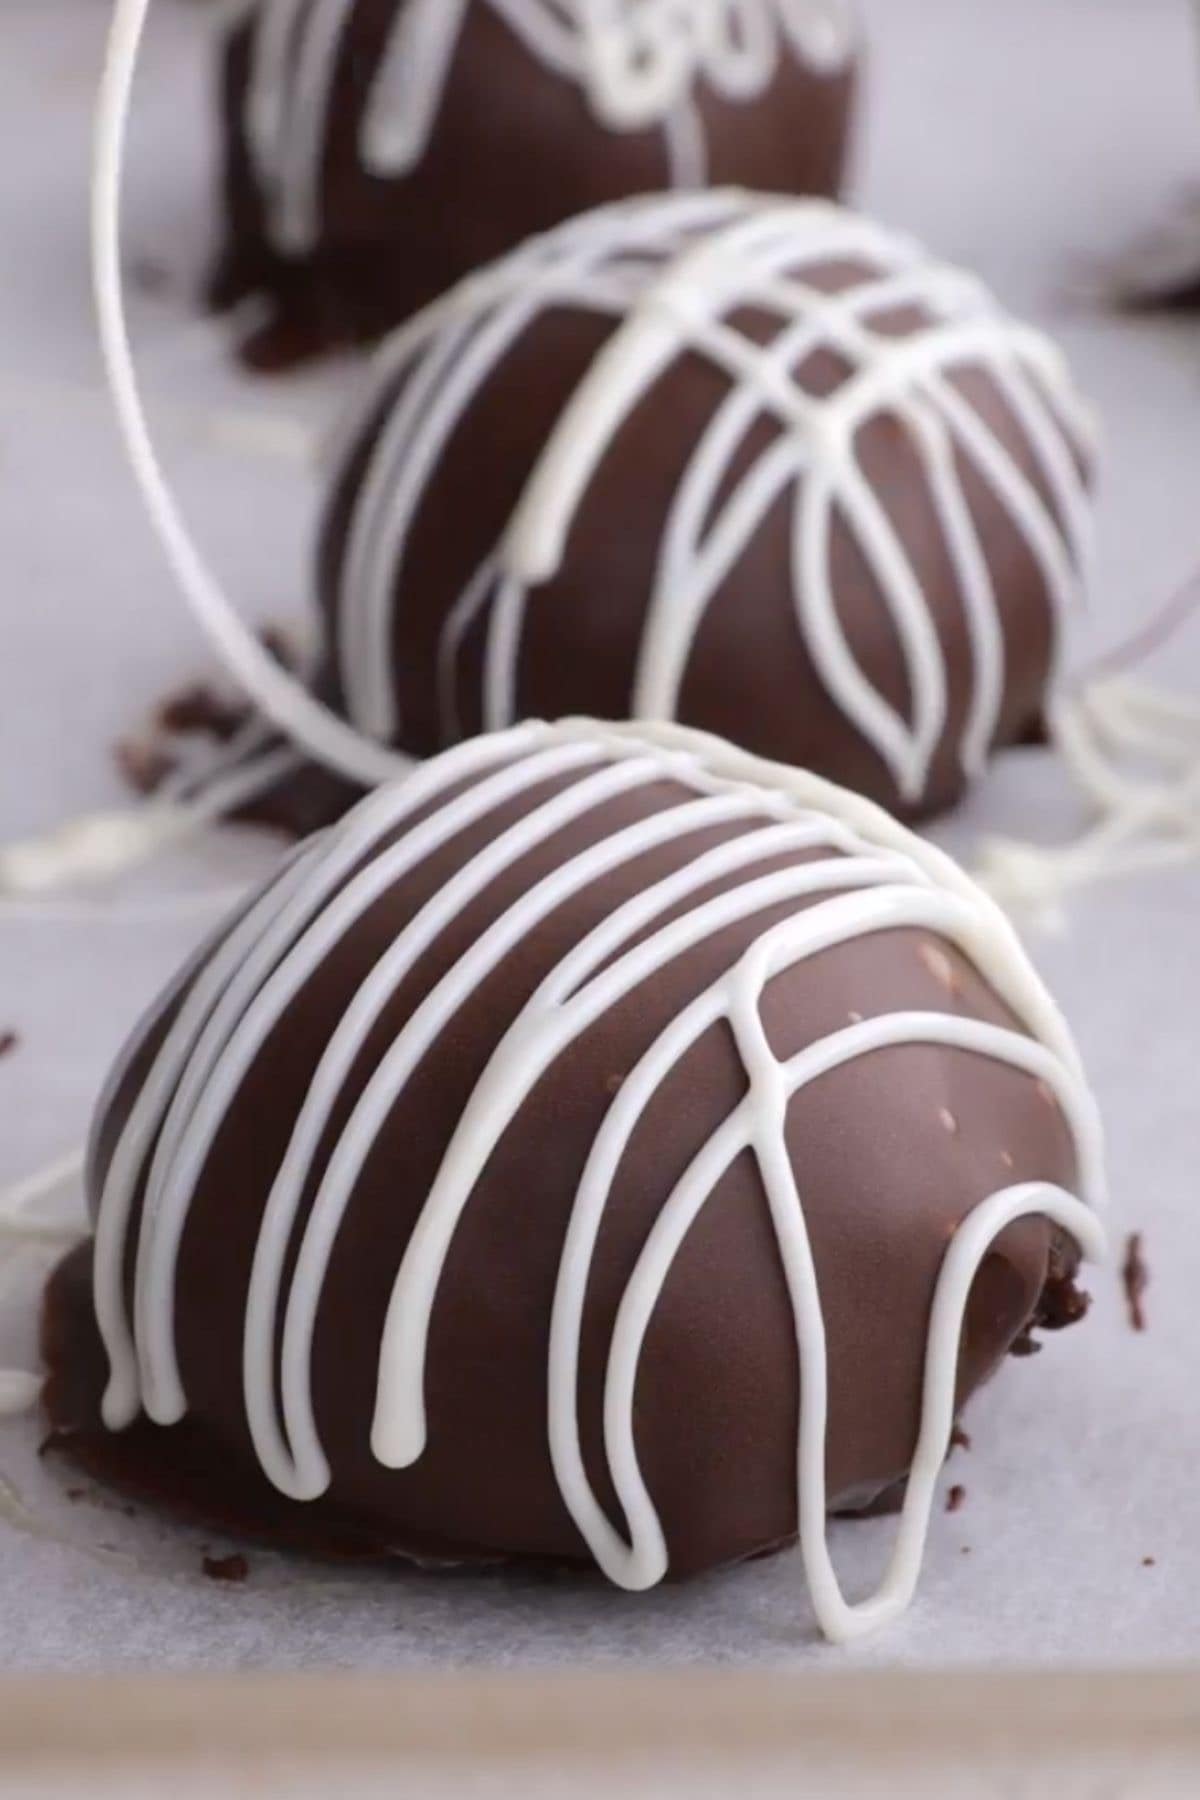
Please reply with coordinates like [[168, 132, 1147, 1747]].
[[0, 0, 1197, 1671]]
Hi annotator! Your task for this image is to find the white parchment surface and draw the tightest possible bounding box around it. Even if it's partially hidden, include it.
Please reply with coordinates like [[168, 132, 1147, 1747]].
[[0, 0, 1197, 1671]]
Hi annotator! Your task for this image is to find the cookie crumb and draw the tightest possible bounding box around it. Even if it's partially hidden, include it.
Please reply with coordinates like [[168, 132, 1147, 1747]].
[[946, 1484, 967, 1515], [202, 1552, 250, 1584], [950, 1424, 971, 1456], [1122, 1233, 1149, 1334], [1142, 1556, 1156, 1569], [0, 1031, 17, 1060]]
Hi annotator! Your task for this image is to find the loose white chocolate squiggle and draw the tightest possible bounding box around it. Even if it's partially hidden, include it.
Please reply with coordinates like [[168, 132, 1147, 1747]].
[[91, 718, 1105, 1644], [330, 190, 1094, 805], [243, 0, 856, 251]]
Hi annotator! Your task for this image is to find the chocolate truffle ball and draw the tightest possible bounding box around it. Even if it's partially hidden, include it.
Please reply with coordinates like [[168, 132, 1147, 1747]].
[[209, 0, 859, 366], [44, 719, 1104, 1642], [300, 190, 1095, 827]]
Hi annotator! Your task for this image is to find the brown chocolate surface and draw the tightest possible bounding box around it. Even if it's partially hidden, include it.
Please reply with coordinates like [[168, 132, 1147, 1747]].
[[209, 1, 857, 368], [45, 733, 1087, 1579]]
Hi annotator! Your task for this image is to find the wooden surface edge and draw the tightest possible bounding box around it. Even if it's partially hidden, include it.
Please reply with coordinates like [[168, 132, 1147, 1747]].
[[0, 1667, 1195, 1764]]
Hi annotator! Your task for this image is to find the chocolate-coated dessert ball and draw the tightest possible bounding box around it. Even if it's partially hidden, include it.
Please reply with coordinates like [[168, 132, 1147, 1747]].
[[304, 190, 1094, 825], [209, 0, 859, 365], [45, 718, 1104, 1642]]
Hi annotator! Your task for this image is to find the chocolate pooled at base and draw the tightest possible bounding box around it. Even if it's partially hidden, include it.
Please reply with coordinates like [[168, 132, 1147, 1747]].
[[43, 720, 1104, 1638], [209, 0, 858, 369]]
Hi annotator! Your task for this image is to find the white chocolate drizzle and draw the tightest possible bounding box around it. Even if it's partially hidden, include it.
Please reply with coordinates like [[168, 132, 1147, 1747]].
[[90, 717, 1106, 1644], [977, 677, 1200, 923], [242, 0, 857, 252], [328, 190, 1095, 806]]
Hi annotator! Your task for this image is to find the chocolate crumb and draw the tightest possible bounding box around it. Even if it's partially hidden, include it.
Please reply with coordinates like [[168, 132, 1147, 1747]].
[[0, 1031, 17, 1060], [115, 738, 178, 797], [946, 1484, 966, 1515], [156, 683, 244, 743], [1122, 1233, 1149, 1334], [1008, 1330, 1042, 1359], [202, 1552, 250, 1584], [148, 625, 295, 760], [960, 1546, 971, 1556], [1142, 1556, 1156, 1569], [1031, 1250, 1092, 1335], [950, 1424, 971, 1456]]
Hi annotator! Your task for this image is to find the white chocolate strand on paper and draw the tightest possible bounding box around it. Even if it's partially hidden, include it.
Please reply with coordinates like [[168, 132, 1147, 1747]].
[[975, 567, 1200, 920], [328, 189, 1095, 806], [244, 0, 857, 252], [977, 678, 1200, 923], [0, 1153, 90, 1419], [89, 717, 1106, 1645]]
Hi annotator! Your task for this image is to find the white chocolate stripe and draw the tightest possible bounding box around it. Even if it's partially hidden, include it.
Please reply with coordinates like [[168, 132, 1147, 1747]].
[[93, 835, 332, 1428], [437, 552, 505, 742], [551, 921, 1102, 1634], [339, 310, 489, 735], [335, 204, 752, 738], [322, 186, 753, 491], [272, 814, 856, 1495], [374, 870, 1102, 1465], [248, 785, 779, 1495], [97, 722, 552, 1425], [556, 717, 1090, 1081], [131, 735, 608, 1425], [634, 267, 966, 725], [91, 720, 1104, 1645]]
